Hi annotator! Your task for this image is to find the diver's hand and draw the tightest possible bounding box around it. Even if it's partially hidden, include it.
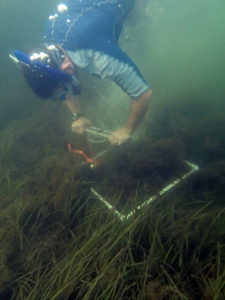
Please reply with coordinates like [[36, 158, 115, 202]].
[[71, 117, 91, 134], [109, 127, 131, 146]]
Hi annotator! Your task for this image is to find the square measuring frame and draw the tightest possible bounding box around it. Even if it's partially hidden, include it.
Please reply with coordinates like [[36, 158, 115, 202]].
[[85, 127, 200, 221]]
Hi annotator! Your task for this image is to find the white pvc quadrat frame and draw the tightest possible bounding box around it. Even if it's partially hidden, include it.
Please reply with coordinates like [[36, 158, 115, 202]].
[[91, 161, 199, 222]]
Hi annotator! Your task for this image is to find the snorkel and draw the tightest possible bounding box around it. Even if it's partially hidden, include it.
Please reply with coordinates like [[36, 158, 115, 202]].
[[9, 45, 81, 100]]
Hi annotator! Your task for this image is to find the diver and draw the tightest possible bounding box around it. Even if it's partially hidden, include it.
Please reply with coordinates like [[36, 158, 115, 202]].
[[10, 0, 152, 146]]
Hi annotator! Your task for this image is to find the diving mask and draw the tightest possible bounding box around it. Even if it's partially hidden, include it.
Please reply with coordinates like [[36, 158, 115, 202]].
[[9, 46, 81, 100]]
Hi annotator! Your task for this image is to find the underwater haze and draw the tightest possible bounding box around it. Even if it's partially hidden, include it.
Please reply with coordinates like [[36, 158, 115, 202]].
[[0, 0, 225, 299], [0, 0, 225, 131]]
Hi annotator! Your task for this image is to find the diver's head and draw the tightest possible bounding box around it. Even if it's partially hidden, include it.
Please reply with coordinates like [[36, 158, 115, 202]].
[[9, 44, 80, 101]]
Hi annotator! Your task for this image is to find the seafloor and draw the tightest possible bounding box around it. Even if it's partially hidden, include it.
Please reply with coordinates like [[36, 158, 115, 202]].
[[0, 101, 225, 300]]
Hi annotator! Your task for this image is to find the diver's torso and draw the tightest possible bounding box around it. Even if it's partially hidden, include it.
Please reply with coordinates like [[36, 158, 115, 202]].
[[44, 0, 135, 49], [43, 0, 150, 99]]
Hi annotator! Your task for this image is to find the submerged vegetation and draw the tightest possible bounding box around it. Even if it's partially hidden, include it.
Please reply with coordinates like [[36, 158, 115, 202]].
[[0, 102, 225, 300], [0, 0, 225, 299]]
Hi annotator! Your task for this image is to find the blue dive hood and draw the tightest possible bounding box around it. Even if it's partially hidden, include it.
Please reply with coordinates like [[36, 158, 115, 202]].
[[13, 50, 73, 83], [10, 49, 76, 99]]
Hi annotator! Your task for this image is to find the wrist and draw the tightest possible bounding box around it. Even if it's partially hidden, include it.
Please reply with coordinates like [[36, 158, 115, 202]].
[[124, 125, 132, 135], [72, 112, 83, 121]]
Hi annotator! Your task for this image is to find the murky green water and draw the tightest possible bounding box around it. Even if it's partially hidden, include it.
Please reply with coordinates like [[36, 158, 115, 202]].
[[0, 0, 224, 129], [0, 1, 225, 298]]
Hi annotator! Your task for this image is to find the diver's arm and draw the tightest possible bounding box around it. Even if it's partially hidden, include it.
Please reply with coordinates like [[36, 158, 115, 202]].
[[65, 94, 82, 114], [109, 90, 152, 145], [65, 95, 91, 134], [125, 89, 152, 133]]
